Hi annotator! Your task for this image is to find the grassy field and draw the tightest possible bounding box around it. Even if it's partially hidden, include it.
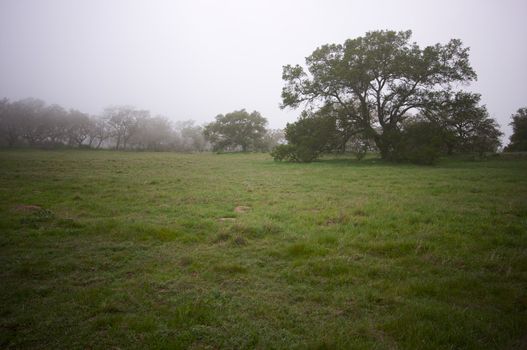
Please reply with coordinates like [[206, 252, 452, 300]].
[[0, 150, 526, 349]]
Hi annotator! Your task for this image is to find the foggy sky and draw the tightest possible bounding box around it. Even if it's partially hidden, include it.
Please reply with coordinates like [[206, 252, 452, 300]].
[[1, 0, 526, 139]]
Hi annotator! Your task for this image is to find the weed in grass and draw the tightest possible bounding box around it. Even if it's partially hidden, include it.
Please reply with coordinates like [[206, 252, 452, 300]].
[[286, 242, 326, 258], [352, 208, 368, 217], [214, 231, 231, 243], [317, 235, 338, 246], [213, 263, 248, 274], [232, 236, 248, 246], [179, 256, 193, 267], [19, 208, 55, 223]]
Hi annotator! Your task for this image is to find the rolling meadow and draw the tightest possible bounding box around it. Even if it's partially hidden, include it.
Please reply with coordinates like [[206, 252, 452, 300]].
[[0, 150, 526, 349]]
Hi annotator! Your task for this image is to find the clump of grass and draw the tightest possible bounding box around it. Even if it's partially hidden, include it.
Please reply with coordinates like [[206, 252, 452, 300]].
[[214, 231, 231, 243], [19, 208, 55, 227], [317, 235, 338, 246], [179, 256, 193, 267], [357, 240, 420, 258], [230, 223, 259, 237], [352, 208, 368, 217], [232, 236, 248, 246], [213, 263, 247, 274], [261, 221, 282, 235], [285, 242, 326, 258], [57, 218, 84, 229], [131, 224, 179, 242], [307, 258, 351, 278], [168, 296, 216, 328]]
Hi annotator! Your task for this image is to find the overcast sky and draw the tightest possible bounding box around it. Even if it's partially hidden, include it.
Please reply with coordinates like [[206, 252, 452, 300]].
[[1, 0, 526, 139]]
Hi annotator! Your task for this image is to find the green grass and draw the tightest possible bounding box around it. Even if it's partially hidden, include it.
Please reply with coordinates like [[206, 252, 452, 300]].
[[0, 150, 526, 349]]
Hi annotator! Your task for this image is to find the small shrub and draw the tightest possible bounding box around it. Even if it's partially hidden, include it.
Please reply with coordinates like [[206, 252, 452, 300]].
[[270, 144, 296, 161], [271, 112, 335, 162], [270, 144, 320, 162], [394, 120, 445, 164]]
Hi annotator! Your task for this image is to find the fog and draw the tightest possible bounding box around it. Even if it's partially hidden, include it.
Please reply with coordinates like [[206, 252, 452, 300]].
[[1, 0, 526, 139]]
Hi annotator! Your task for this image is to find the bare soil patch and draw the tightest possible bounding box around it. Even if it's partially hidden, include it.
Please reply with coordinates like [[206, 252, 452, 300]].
[[13, 205, 43, 213], [234, 206, 251, 213], [219, 217, 236, 222]]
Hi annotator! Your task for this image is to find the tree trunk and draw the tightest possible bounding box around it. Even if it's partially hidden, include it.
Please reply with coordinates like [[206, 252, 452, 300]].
[[373, 127, 400, 161], [378, 143, 390, 160], [372, 133, 389, 160], [7, 134, 17, 147]]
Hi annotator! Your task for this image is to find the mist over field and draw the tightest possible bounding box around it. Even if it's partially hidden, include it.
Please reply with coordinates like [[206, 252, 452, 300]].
[[1, 0, 526, 137], [1, 1, 527, 349]]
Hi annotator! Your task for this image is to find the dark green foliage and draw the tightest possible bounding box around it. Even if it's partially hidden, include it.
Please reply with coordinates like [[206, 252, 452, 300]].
[[426, 92, 502, 155], [203, 109, 268, 152], [505, 107, 527, 151], [397, 120, 445, 164], [270, 144, 296, 161], [275, 112, 336, 162], [280, 30, 502, 163]]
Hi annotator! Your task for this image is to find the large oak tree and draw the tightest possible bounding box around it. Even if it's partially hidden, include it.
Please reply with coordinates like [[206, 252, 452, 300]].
[[280, 30, 482, 160]]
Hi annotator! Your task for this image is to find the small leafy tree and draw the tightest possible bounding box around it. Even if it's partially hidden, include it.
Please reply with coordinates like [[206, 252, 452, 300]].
[[203, 109, 268, 152], [270, 144, 297, 161], [277, 111, 336, 162], [103, 106, 146, 150], [0, 98, 20, 147], [66, 109, 93, 147], [505, 107, 527, 151], [272, 107, 373, 162]]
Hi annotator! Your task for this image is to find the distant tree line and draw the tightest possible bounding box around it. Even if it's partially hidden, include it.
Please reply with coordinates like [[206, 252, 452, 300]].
[[0, 98, 284, 152], [274, 30, 510, 164]]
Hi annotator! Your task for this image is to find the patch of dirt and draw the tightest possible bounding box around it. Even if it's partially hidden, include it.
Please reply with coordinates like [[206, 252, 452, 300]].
[[219, 217, 236, 222], [179, 257, 193, 267], [234, 206, 251, 213], [13, 204, 42, 213]]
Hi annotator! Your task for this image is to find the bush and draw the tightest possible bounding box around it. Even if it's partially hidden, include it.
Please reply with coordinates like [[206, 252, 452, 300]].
[[270, 144, 320, 162], [398, 121, 444, 164], [271, 113, 335, 162], [271, 144, 296, 161]]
